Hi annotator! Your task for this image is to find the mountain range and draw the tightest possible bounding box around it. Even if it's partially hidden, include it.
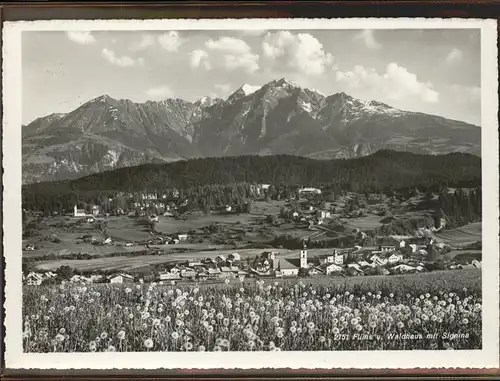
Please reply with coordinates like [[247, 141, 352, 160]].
[[22, 78, 481, 184]]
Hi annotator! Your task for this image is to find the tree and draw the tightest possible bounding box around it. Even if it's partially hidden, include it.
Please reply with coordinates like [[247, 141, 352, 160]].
[[298, 268, 310, 277], [22, 209, 28, 230], [245, 200, 252, 214], [56, 265, 74, 280], [426, 244, 440, 262]]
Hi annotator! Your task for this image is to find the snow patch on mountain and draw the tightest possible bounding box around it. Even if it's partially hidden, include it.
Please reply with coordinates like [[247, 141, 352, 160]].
[[309, 88, 326, 97], [240, 84, 261, 96], [300, 101, 313, 113]]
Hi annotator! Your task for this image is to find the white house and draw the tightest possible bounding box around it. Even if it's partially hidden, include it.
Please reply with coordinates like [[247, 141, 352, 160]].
[[324, 263, 343, 275], [159, 272, 181, 281], [471, 259, 481, 268], [109, 274, 134, 284], [225, 205, 232, 212], [298, 187, 322, 195], [326, 252, 344, 265], [73, 205, 86, 217], [388, 253, 403, 264], [178, 234, 188, 241], [316, 210, 331, 219], [103, 237, 112, 244], [25, 272, 44, 286], [334, 252, 344, 265], [380, 245, 397, 252], [409, 244, 418, 253]]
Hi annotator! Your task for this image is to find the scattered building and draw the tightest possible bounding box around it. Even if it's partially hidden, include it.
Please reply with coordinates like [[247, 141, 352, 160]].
[[73, 205, 86, 217]]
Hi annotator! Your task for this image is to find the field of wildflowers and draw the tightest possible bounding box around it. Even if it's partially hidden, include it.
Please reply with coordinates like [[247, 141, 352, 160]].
[[22, 272, 481, 352]]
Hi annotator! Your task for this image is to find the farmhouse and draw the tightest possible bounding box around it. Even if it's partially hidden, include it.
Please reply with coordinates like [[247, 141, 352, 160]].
[[178, 234, 188, 241]]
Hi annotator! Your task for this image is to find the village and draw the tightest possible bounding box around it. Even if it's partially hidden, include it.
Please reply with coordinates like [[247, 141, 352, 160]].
[[22, 184, 482, 286], [23, 229, 481, 286]]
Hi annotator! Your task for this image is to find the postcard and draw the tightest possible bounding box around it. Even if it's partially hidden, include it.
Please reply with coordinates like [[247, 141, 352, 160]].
[[2, 17, 499, 370]]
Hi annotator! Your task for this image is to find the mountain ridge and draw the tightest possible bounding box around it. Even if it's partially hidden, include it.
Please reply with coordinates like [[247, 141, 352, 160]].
[[23, 78, 481, 184]]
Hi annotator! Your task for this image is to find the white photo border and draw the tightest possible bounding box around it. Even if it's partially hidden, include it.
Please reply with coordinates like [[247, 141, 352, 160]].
[[3, 17, 499, 370]]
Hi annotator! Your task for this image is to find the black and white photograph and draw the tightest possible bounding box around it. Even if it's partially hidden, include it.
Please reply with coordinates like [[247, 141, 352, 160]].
[[2, 18, 499, 370]]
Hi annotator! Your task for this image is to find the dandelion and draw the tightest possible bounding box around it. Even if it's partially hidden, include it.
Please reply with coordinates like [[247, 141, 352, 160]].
[[117, 330, 126, 340], [55, 334, 65, 343], [198, 345, 206, 351], [144, 338, 154, 349], [100, 332, 108, 340], [171, 331, 180, 340]]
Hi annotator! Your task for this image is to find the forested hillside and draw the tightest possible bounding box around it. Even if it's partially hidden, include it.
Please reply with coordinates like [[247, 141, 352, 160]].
[[22, 150, 481, 214]]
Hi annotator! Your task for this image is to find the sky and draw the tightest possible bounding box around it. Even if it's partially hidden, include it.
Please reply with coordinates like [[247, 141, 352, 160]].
[[22, 29, 481, 125]]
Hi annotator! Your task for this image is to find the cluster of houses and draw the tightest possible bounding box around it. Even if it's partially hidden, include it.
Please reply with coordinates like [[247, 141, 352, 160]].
[[23, 237, 482, 286], [157, 252, 248, 282]]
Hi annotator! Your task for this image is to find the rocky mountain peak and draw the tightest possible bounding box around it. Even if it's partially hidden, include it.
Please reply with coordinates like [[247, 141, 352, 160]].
[[22, 78, 481, 184]]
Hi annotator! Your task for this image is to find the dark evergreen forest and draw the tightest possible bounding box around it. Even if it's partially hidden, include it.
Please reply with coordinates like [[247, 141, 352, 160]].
[[22, 150, 482, 214]]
